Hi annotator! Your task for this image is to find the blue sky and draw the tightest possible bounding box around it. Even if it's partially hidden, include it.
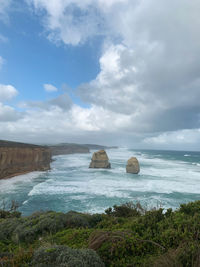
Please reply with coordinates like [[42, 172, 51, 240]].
[[0, 1, 101, 104], [0, 0, 200, 150]]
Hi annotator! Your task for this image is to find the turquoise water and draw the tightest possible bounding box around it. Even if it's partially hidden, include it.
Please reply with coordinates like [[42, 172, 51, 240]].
[[0, 148, 200, 216]]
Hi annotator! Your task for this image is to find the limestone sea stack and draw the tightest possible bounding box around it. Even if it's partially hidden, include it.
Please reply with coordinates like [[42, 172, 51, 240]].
[[126, 157, 140, 174], [89, 150, 111, 169]]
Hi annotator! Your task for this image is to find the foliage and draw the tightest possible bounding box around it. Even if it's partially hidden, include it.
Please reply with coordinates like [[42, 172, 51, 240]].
[[51, 229, 93, 248], [0, 200, 21, 219], [105, 201, 145, 217], [0, 200, 200, 266], [31, 245, 105, 267], [0, 210, 103, 245]]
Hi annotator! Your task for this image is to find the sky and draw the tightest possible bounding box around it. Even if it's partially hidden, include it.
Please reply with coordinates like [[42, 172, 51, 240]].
[[0, 0, 200, 150]]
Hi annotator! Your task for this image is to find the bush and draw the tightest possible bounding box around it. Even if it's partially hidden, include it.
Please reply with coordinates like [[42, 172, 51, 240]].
[[88, 230, 165, 266], [0, 210, 103, 245], [65, 211, 103, 228], [179, 200, 200, 216], [0, 210, 21, 219], [31, 245, 105, 267], [12, 211, 67, 243], [52, 229, 93, 248], [12, 211, 93, 244], [105, 202, 145, 217], [153, 242, 200, 267], [0, 218, 21, 242], [1, 200, 200, 266], [64, 211, 91, 228]]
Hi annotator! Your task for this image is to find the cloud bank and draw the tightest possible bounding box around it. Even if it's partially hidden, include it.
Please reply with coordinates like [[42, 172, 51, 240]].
[[1, 0, 200, 149]]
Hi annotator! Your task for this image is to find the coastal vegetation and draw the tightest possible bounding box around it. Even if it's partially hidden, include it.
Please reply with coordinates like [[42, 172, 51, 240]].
[[0, 200, 200, 266]]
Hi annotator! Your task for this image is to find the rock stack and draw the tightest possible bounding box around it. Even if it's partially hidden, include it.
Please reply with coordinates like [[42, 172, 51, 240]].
[[89, 150, 111, 169], [126, 157, 140, 174]]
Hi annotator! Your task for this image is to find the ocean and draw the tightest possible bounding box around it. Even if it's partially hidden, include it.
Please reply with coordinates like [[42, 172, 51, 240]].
[[0, 148, 200, 216]]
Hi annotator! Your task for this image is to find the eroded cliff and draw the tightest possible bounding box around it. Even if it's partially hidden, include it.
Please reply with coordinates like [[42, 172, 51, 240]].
[[0, 140, 51, 179]]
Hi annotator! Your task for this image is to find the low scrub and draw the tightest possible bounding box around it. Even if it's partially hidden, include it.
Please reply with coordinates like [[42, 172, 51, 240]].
[[0, 200, 200, 266], [31, 245, 105, 267]]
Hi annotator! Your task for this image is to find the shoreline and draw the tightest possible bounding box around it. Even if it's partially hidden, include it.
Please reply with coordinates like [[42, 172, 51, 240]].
[[0, 170, 49, 181]]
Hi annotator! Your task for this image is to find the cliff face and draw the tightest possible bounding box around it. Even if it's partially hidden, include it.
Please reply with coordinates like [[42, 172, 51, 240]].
[[0, 140, 51, 179]]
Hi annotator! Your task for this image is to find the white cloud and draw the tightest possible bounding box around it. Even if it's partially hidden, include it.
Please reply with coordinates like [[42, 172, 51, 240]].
[[0, 84, 18, 102], [44, 83, 58, 92], [26, 0, 129, 45], [143, 129, 200, 150], [0, 103, 21, 121], [26, 0, 200, 138], [0, 0, 11, 22], [78, 0, 200, 135], [0, 83, 21, 122], [0, 102, 132, 144], [27, 0, 101, 45], [1, 0, 200, 149]]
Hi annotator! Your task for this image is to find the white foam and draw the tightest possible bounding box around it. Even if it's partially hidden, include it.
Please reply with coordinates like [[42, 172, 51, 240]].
[[28, 177, 132, 198], [27, 149, 200, 199], [1, 148, 200, 214], [0, 171, 43, 193], [192, 163, 200, 166]]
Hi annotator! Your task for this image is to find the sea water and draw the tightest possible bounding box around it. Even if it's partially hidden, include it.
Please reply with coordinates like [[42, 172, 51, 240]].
[[0, 148, 200, 216]]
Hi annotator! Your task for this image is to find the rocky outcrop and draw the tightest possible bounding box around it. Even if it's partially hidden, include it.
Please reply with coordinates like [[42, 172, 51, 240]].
[[126, 157, 140, 174], [0, 140, 51, 179], [49, 144, 89, 155], [89, 150, 111, 169]]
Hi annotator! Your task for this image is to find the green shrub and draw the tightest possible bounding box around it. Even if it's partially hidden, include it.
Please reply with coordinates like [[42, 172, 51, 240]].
[[12, 211, 69, 243], [0, 210, 21, 219], [153, 242, 200, 267], [0, 210, 102, 245], [64, 211, 91, 228], [64, 211, 103, 228], [179, 200, 200, 216], [1, 200, 200, 266], [105, 202, 145, 217], [52, 229, 93, 248], [31, 245, 105, 267], [88, 230, 165, 266], [0, 218, 21, 242]]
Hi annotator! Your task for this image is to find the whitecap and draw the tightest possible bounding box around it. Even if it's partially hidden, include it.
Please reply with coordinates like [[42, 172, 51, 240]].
[[0, 171, 44, 193]]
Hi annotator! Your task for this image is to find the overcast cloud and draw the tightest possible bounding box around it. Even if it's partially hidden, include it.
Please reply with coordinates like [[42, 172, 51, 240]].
[[1, 0, 200, 149]]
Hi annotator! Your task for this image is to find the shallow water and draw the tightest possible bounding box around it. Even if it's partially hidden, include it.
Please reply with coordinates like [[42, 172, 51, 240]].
[[0, 148, 200, 215]]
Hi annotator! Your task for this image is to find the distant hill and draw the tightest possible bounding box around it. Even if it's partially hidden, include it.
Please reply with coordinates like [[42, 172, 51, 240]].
[[49, 143, 118, 156], [82, 144, 118, 150], [49, 143, 90, 155], [0, 140, 47, 148]]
